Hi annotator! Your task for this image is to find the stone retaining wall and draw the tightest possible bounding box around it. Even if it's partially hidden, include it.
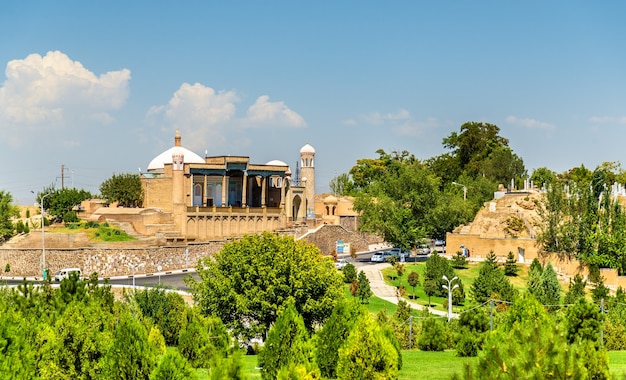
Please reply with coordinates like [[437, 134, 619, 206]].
[[0, 242, 224, 278]]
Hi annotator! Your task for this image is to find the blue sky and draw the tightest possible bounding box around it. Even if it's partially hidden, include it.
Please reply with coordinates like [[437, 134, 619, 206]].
[[2, 2, 626, 205]]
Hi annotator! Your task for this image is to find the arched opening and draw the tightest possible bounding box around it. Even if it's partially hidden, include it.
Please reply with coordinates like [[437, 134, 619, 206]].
[[292, 195, 302, 221]]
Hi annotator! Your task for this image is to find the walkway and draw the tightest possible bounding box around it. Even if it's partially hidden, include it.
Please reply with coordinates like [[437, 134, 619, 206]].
[[360, 262, 456, 319]]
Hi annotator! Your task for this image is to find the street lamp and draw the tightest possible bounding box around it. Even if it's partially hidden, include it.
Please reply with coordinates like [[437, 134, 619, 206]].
[[32, 190, 53, 280], [125, 263, 145, 288], [452, 182, 467, 201], [442, 275, 459, 322]]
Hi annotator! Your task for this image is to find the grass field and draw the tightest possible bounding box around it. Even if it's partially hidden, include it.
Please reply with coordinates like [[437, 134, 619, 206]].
[[229, 350, 626, 379]]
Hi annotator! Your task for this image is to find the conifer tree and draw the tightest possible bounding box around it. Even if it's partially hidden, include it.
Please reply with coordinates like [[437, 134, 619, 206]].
[[259, 302, 316, 380], [356, 270, 372, 304], [504, 251, 519, 276], [564, 273, 587, 305]]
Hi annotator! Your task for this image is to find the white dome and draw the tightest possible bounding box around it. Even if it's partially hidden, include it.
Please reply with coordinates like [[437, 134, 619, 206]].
[[265, 160, 288, 167], [300, 143, 315, 154], [147, 146, 204, 171]]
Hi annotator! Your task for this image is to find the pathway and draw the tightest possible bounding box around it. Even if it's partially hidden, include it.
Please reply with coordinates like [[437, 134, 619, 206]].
[[361, 262, 456, 319]]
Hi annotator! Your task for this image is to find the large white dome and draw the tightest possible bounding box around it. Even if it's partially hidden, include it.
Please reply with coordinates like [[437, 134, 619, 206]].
[[265, 159, 288, 166], [147, 130, 205, 171]]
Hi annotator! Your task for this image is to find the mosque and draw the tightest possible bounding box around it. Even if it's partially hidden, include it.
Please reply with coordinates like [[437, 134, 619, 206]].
[[137, 130, 317, 241]]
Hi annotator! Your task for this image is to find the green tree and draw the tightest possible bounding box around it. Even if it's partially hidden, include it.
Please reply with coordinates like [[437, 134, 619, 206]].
[[314, 298, 366, 379], [259, 302, 315, 380], [178, 311, 230, 369], [423, 279, 437, 307], [563, 273, 587, 305], [99, 173, 143, 207], [104, 311, 157, 379], [0, 190, 19, 242], [565, 298, 604, 345], [537, 263, 562, 309], [407, 271, 419, 299], [418, 317, 447, 351], [592, 278, 610, 303], [150, 350, 198, 380], [356, 270, 372, 304], [36, 187, 93, 223], [351, 150, 439, 249], [470, 252, 516, 303], [336, 315, 398, 380], [462, 295, 590, 379], [530, 167, 557, 189], [342, 262, 357, 284], [503, 251, 519, 276], [132, 287, 187, 346], [188, 233, 343, 340], [329, 173, 352, 195]]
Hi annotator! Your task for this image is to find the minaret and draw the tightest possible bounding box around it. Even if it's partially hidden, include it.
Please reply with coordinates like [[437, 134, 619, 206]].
[[300, 143, 315, 219], [172, 130, 186, 235]]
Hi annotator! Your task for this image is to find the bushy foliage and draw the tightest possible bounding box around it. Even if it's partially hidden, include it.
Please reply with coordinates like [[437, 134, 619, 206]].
[[314, 299, 366, 379], [418, 317, 447, 351], [451, 251, 468, 269], [150, 350, 198, 380], [503, 251, 519, 276], [0, 190, 19, 242], [99, 173, 143, 207], [356, 270, 372, 304], [470, 252, 516, 303], [336, 315, 398, 379], [342, 262, 357, 283], [259, 302, 315, 380], [189, 233, 343, 340], [132, 287, 187, 346], [178, 310, 230, 369], [563, 273, 587, 305]]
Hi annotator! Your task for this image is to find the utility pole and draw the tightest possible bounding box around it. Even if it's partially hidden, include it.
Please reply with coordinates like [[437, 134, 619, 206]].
[[61, 164, 65, 189]]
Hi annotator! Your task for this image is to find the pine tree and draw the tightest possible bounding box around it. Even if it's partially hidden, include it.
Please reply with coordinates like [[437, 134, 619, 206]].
[[563, 273, 587, 305], [356, 270, 372, 304], [259, 302, 315, 380], [504, 251, 519, 276], [538, 263, 561, 309]]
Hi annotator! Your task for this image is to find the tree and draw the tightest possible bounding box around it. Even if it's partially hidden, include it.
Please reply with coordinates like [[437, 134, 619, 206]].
[[423, 279, 437, 307], [314, 299, 366, 379], [35, 187, 93, 223], [259, 302, 316, 380], [394, 262, 406, 289], [591, 278, 610, 303], [188, 233, 343, 340], [470, 252, 516, 303], [150, 350, 198, 380], [530, 167, 557, 190], [99, 173, 143, 207], [407, 271, 420, 299], [537, 263, 562, 309], [461, 295, 594, 379], [418, 317, 447, 352], [131, 287, 187, 346], [563, 273, 587, 305], [329, 173, 352, 195], [336, 315, 398, 380], [0, 190, 19, 242], [178, 311, 230, 369], [351, 150, 439, 249], [503, 251, 519, 276], [342, 263, 357, 284], [104, 311, 157, 379], [356, 270, 372, 304]]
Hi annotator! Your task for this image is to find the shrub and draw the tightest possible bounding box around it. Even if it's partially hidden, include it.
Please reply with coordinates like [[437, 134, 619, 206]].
[[343, 263, 357, 283]]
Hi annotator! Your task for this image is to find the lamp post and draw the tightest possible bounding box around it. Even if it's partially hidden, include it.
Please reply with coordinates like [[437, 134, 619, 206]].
[[126, 263, 145, 288], [32, 190, 53, 280], [452, 182, 467, 201], [442, 275, 459, 322]]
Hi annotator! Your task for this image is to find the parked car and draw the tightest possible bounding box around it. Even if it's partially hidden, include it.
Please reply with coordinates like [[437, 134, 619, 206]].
[[54, 267, 82, 282], [389, 248, 409, 259], [434, 239, 445, 247], [335, 259, 348, 270], [417, 244, 431, 255], [370, 251, 393, 262]]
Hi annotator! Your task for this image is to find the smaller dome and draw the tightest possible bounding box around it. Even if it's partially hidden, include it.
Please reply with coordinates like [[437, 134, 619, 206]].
[[324, 195, 338, 204], [300, 143, 315, 154], [265, 159, 288, 166]]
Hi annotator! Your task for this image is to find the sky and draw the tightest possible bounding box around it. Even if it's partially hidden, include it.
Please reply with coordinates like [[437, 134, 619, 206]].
[[2, 2, 626, 205]]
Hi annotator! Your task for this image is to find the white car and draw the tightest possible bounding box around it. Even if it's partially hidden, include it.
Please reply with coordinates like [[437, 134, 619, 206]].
[[389, 248, 409, 259], [370, 251, 392, 262], [335, 259, 348, 270]]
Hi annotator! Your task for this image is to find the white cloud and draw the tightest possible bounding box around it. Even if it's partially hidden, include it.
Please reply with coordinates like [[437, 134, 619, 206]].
[[147, 86, 306, 151], [363, 109, 411, 125], [393, 117, 440, 137], [588, 116, 626, 124], [246, 95, 306, 128], [506, 116, 554, 129], [0, 51, 130, 146]]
